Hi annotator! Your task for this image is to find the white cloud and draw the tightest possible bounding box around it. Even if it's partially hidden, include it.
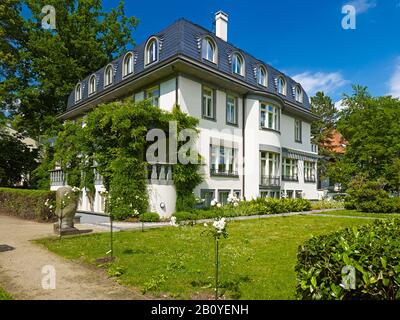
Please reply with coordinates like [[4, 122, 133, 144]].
[[388, 57, 400, 98], [346, 0, 377, 14], [334, 99, 346, 111], [292, 71, 348, 96]]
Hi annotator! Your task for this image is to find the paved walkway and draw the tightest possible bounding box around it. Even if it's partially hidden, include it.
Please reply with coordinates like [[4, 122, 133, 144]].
[[0, 215, 144, 300]]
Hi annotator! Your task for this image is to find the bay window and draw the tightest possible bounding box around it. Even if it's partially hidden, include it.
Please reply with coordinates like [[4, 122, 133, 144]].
[[304, 161, 316, 182], [260, 151, 280, 186], [282, 158, 298, 181], [260, 103, 280, 131]]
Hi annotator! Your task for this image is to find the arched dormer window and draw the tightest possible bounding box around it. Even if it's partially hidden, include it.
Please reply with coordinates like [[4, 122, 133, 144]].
[[145, 37, 158, 66], [294, 85, 303, 103], [75, 83, 82, 102], [232, 53, 244, 76], [202, 37, 217, 63], [123, 52, 134, 77], [258, 66, 268, 87], [104, 64, 113, 87], [277, 76, 286, 95], [89, 74, 96, 95]]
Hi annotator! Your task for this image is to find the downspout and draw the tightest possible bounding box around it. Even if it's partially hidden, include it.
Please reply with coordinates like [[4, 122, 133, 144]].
[[242, 93, 247, 200]]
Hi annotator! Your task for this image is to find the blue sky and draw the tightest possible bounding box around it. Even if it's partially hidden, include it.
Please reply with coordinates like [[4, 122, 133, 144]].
[[103, 0, 400, 106]]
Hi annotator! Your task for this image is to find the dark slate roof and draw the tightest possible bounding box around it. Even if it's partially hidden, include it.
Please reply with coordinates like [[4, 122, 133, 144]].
[[67, 18, 310, 111]]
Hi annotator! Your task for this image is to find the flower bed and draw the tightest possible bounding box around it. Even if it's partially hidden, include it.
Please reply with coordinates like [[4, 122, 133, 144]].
[[173, 197, 312, 222]]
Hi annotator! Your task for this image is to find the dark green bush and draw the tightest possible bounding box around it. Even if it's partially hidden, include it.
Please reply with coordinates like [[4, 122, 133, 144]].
[[357, 197, 400, 213], [296, 219, 400, 300], [0, 187, 56, 221], [139, 212, 160, 222]]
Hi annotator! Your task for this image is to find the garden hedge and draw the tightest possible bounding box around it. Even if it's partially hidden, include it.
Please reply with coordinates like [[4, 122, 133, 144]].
[[296, 219, 400, 300], [0, 188, 56, 222], [174, 198, 312, 222]]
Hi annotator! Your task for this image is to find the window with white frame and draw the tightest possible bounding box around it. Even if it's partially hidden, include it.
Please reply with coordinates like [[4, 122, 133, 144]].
[[210, 144, 238, 176], [202, 37, 217, 63], [295, 119, 302, 142], [218, 190, 230, 205], [123, 52, 134, 77], [282, 158, 298, 181], [75, 83, 82, 102], [145, 38, 158, 65], [260, 103, 280, 131], [226, 95, 237, 125], [258, 66, 267, 86], [232, 53, 244, 75], [200, 189, 215, 207], [104, 65, 113, 87], [295, 85, 303, 103], [89, 75, 96, 95], [202, 87, 215, 119], [277, 76, 286, 95], [145, 85, 160, 107], [304, 161, 316, 182], [260, 151, 280, 186]]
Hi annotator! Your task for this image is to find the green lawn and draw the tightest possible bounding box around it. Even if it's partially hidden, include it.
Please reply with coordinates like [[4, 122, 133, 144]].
[[312, 209, 400, 219], [37, 215, 371, 300], [0, 287, 12, 300]]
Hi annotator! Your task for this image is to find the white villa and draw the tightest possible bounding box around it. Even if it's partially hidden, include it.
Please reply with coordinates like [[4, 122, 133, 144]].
[[50, 11, 319, 217]]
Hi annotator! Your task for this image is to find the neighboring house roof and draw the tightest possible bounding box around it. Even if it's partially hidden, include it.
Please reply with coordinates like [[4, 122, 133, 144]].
[[2, 126, 39, 150], [322, 129, 347, 154], [66, 18, 310, 112]]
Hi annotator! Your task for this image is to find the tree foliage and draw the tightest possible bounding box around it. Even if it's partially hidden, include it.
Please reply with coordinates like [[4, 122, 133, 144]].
[[0, 0, 138, 138]]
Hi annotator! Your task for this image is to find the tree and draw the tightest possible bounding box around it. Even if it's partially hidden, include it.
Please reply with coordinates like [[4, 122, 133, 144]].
[[0, 0, 138, 138], [332, 86, 400, 192], [310, 92, 339, 187], [0, 125, 39, 186]]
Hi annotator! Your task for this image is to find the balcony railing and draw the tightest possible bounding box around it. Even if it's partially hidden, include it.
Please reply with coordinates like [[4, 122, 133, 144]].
[[282, 174, 299, 182], [147, 163, 173, 184], [304, 176, 316, 183], [210, 168, 239, 177], [260, 175, 280, 187], [49, 169, 66, 186]]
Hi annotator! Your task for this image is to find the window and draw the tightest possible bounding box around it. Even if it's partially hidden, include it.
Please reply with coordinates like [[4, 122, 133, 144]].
[[89, 75, 96, 95], [295, 85, 303, 103], [295, 119, 302, 142], [286, 190, 294, 199], [202, 87, 215, 119], [226, 95, 237, 125], [75, 83, 82, 102], [260, 103, 280, 131], [202, 37, 217, 63], [104, 64, 113, 87], [261, 190, 280, 198], [201, 189, 215, 207], [282, 158, 298, 181], [145, 37, 158, 65], [145, 85, 160, 107], [218, 190, 230, 205], [123, 52, 134, 77], [260, 151, 280, 186], [232, 53, 244, 75], [295, 191, 303, 199], [210, 145, 238, 176], [304, 161, 316, 182], [258, 66, 267, 86], [277, 76, 286, 95], [233, 190, 241, 199]]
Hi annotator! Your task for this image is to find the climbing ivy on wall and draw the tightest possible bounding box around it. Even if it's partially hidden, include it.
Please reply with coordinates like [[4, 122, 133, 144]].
[[53, 99, 202, 219]]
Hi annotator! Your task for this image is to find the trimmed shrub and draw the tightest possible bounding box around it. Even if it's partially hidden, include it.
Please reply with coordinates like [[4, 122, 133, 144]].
[[296, 219, 400, 300], [173, 198, 312, 222], [0, 187, 56, 222], [311, 200, 344, 210], [139, 212, 160, 222], [357, 197, 400, 213]]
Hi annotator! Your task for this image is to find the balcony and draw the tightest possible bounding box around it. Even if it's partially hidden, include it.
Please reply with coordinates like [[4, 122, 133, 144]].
[[304, 176, 316, 183], [49, 169, 66, 187], [282, 174, 299, 182], [210, 167, 239, 177], [260, 175, 280, 187], [147, 163, 173, 185]]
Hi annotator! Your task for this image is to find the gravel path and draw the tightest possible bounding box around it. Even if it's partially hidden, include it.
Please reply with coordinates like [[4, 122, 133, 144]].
[[0, 214, 144, 300]]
